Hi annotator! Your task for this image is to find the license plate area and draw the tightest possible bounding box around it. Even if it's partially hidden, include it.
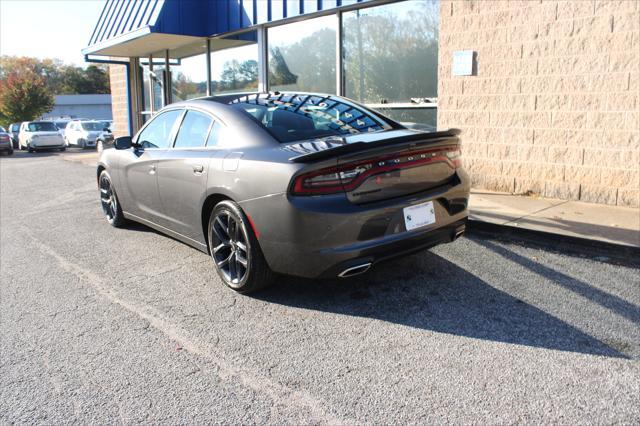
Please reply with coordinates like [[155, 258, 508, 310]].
[[403, 201, 436, 231]]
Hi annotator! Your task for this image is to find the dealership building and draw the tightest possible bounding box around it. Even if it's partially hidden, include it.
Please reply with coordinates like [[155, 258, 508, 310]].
[[84, 0, 639, 207]]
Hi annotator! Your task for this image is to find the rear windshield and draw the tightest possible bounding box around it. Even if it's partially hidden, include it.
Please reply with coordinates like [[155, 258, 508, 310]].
[[81, 122, 104, 131], [55, 121, 69, 129], [27, 122, 57, 132], [230, 93, 391, 143]]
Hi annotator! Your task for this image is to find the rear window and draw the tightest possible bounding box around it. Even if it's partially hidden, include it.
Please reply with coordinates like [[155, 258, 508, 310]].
[[230, 93, 391, 143], [55, 121, 69, 129], [27, 122, 57, 132], [81, 122, 104, 131]]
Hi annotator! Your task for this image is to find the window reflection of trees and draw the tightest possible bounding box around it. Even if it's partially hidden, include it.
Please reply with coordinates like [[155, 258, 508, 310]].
[[344, 1, 439, 104]]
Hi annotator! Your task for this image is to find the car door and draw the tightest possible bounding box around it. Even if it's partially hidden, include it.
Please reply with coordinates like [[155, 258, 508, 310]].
[[156, 109, 221, 243], [117, 109, 183, 224]]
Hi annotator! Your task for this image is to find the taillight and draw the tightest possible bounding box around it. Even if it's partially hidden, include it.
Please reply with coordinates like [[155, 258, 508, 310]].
[[291, 146, 461, 196]]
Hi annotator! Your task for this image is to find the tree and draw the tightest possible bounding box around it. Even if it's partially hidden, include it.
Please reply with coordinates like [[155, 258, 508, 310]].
[[0, 68, 54, 126], [0, 56, 110, 95]]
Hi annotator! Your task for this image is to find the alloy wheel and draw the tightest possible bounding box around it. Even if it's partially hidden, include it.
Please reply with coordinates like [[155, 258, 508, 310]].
[[211, 211, 249, 287], [99, 175, 118, 222]]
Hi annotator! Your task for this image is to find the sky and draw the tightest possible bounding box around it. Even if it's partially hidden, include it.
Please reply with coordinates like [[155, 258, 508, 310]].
[[0, 0, 106, 66]]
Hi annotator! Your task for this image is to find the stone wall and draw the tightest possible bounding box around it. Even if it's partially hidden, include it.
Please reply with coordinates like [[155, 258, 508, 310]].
[[108, 64, 130, 138], [438, 0, 639, 207]]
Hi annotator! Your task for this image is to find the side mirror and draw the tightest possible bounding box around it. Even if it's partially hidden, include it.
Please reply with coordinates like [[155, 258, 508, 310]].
[[103, 128, 111, 132], [114, 136, 132, 150]]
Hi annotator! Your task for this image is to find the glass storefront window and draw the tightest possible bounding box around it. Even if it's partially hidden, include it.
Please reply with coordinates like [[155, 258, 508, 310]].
[[343, 1, 439, 104], [140, 62, 165, 112], [171, 52, 208, 101], [373, 107, 437, 129], [268, 15, 336, 93], [211, 41, 259, 94]]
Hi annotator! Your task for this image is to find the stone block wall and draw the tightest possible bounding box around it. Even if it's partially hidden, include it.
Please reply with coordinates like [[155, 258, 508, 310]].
[[438, 0, 639, 207], [108, 64, 130, 138]]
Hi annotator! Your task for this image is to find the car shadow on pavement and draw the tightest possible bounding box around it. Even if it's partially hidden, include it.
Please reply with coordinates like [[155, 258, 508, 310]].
[[256, 245, 626, 359], [477, 239, 640, 327]]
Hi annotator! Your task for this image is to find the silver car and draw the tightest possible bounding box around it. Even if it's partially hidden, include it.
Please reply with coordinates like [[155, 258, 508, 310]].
[[97, 92, 470, 293]]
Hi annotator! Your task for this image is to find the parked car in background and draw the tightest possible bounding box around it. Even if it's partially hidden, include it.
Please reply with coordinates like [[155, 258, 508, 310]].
[[0, 126, 14, 155], [96, 128, 114, 153], [97, 92, 469, 293], [9, 123, 21, 149], [65, 120, 108, 149], [100, 120, 113, 132], [19, 121, 66, 152], [54, 120, 70, 136]]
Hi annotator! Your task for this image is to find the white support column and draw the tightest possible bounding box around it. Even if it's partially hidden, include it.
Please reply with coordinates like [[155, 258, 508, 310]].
[[129, 57, 142, 132], [336, 10, 344, 96], [206, 38, 212, 96], [164, 49, 171, 105], [148, 55, 155, 114], [257, 26, 268, 93]]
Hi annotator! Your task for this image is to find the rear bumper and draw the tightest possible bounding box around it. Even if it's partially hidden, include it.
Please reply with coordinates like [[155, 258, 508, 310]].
[[241, 169, 471, 279], [30, 140, 65, 148]]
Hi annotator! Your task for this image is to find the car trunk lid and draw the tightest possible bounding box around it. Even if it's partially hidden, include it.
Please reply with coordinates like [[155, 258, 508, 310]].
[[288, 128, 462, 203]]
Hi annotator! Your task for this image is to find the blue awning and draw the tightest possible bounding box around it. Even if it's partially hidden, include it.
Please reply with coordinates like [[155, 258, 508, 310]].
[[83, 0, 372, 58]]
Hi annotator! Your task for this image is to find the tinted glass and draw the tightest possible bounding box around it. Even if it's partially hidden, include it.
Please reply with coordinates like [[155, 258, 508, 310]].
[[11, 124, 20, 131], [206, 121, 223, 147], [174, 111, 213, 148], [343, 1, 439, 103], [137, 110, 182, 149], [230, 93, 390, 143], [27, 122, 57, 132], [55, 121, 68, 129], [268, 15, 336, 93], [81, 122, 104, 131], [211, 41, 259, 94], [172, 51, 208, 101]]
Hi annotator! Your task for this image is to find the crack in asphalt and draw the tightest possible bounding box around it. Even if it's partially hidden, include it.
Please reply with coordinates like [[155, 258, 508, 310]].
[[23, 228, 349, 425]]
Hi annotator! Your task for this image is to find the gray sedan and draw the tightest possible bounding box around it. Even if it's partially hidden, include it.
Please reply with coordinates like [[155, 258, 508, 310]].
[[97, 92, 470, 293]]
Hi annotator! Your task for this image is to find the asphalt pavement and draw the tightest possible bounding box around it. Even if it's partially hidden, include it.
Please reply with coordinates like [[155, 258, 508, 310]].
[[1, 150, 639, 424]]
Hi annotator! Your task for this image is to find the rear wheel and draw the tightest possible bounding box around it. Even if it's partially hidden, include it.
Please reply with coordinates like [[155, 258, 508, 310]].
[[99, 171, 125, 227], [208, 201, 273, 294]]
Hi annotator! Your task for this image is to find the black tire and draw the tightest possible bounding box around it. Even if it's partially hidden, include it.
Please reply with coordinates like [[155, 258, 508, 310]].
[[208, 200, 274, 294], [28, 147, 34, 153], [59, 147, 66, 152], [99, 171, 125, 227]]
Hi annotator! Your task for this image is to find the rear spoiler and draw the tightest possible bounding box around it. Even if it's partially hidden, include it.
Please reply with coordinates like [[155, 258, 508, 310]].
[[288, 128, 461, 163]]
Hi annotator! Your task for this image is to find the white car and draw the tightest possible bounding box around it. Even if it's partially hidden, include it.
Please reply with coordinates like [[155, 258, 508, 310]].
[[64, 120, 108, 149], [19, 121, 66, 152]]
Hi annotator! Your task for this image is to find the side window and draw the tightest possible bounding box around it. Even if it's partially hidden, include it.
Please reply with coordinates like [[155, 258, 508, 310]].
[[206, 122, 223, 147], [173, 110, 213, 149], [137, 110, 182, 149]]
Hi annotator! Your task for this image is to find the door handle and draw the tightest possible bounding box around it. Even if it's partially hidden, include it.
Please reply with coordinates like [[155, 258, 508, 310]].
[[192, 164, 204, 174], [148, 164, 156, 175]]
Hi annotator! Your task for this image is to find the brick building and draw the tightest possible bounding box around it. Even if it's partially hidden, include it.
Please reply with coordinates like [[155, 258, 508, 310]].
[[84, 0, 639, 207]]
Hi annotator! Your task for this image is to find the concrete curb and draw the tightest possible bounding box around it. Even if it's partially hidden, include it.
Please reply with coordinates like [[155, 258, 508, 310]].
[[466, 219, 640, 268]]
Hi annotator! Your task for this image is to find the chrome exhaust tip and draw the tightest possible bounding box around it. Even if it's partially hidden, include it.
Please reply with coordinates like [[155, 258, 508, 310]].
[[338, 262, 372, 278], [454, 229, 465, 240]]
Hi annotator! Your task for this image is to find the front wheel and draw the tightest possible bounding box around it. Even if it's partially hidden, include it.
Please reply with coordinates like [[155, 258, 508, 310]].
[[99, 171, 125, 227], [208, 201, 274, 294]]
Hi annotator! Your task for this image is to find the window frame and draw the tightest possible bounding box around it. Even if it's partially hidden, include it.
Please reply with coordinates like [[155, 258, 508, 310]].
[[172, 109, 215, 150], [165, 106, 227, 150], [134, 108, 184, 150]]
